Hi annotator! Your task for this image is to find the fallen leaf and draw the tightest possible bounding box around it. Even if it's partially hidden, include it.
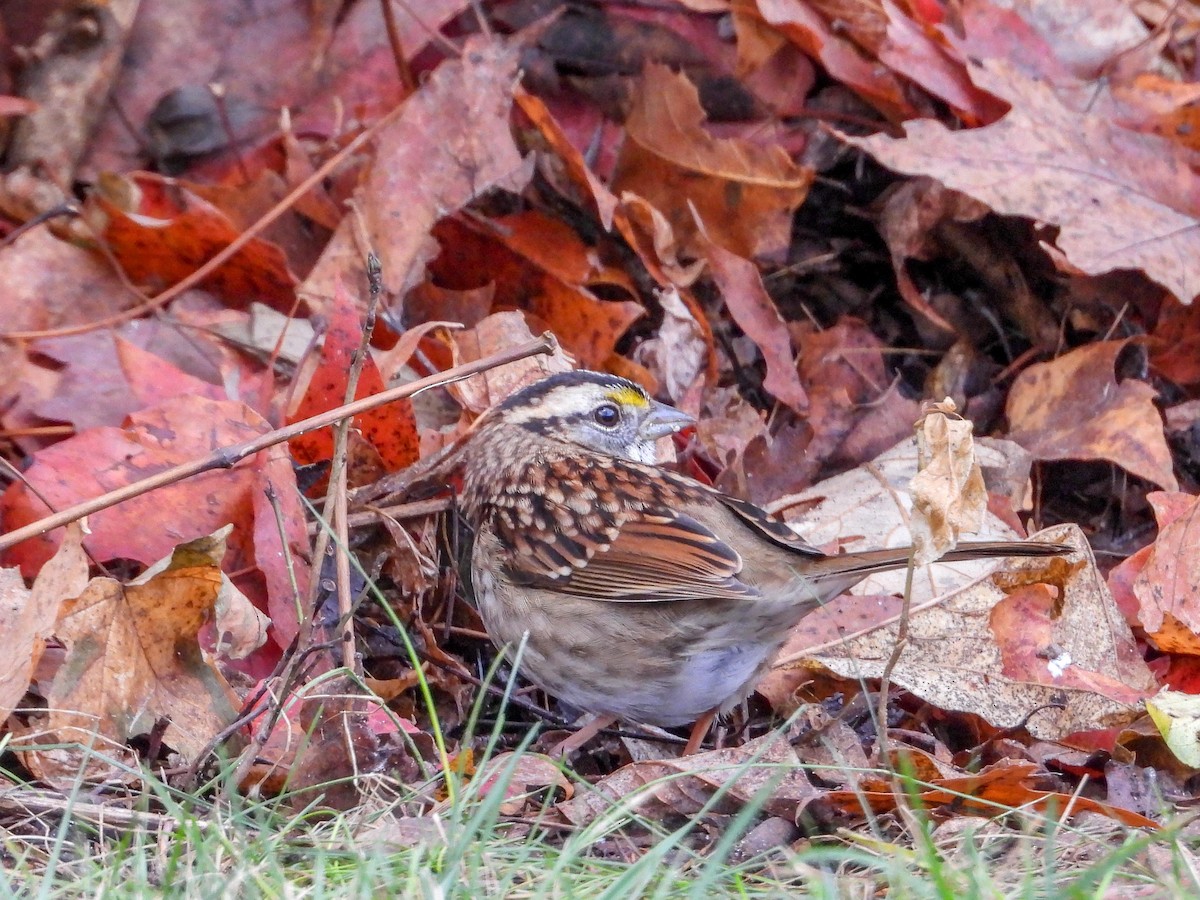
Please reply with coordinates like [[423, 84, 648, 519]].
[[555, 727, 823, 827], [85, 172, 299, 310], [631, 286, 708, 404], [18, 530, 244, 784], [1132, 491, 1200, 654], [1146, 690, 1200, 769], [1006, 341, 1177, 491], [474, 751, 573, 817], [826, 755, 1158, 829], [848, 58, 1200, 303], [288, 281, 419, 477], [704, 241, 808, 412], [0, 228, 137, 334], [361, 37, 532, 299], [612, 64, 813, 260], [451, 312, 574, 415], [514, 89, 619, 230], [768, 437, 1033, 601], [909, 399, 987, 565], [751, 0, 914, 119], [425, 211, 644, 371], [2, 397, 266, 571], [0, 523, 90, 718], [876, 1, 1005, 125], [794, 525, 1156, 740]]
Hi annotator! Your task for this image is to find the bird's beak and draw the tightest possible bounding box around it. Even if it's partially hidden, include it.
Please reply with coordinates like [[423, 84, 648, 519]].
[[641, 401, 695, 440]]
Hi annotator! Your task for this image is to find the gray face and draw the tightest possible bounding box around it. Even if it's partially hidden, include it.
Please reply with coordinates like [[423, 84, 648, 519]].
[[498, 372, 694, 462]]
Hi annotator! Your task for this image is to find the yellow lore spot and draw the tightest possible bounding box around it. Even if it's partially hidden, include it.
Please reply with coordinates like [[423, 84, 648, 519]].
[[605, 385, 649, 408]]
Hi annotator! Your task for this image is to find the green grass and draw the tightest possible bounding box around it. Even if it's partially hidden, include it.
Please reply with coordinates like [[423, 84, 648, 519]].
[[3, 734, 1198, 899]]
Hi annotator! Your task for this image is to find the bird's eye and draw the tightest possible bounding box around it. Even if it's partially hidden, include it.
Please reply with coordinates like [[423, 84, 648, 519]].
[[593, 403, 620, 427]]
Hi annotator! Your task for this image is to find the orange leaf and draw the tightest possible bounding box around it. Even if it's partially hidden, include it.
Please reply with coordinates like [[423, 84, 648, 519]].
[[288, 282, 419, 476], [86, 172, 298, 310]]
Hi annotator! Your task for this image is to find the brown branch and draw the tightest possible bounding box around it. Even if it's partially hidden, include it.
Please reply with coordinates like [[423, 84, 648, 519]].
[[0, 333, 559, 553], [0, 97, 411, 341]]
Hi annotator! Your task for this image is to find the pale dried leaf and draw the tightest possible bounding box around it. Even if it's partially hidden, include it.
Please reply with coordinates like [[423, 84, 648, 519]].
[[909, 400, 986, 565], [768, 438, 1027, 601], [19, 531, 241, 784], [631, 286, 706, 403], [1132, 492, 1200, 651], [451, 312, 574, 414], [0, 523, 88, 720], [800, 525, 1154, 740], [848, 59, 1200, 303]]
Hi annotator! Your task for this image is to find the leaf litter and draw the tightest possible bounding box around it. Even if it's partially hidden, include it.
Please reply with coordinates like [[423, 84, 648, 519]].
[[1, 0, 1199, 884]]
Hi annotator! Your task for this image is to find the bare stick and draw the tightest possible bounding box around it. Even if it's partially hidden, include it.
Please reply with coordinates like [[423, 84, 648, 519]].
[[0, 98, 410, 341], [322, 253, 384, 673], [0, 333, 559, 552], [380, 0, 416, 92]]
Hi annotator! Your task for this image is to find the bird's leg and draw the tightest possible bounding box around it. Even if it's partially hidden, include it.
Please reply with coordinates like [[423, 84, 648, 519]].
[[683, 708, 717, 756], [548, 713, 617, 757]]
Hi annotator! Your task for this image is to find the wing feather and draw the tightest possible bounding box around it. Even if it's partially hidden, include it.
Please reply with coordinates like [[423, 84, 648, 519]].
[[502, 508, 756, 603]]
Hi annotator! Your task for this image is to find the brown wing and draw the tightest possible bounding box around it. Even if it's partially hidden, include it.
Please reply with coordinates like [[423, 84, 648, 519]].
[[501, 510, 756, 603], [490, 459, 757, 603], [714, 492, 830, 559]]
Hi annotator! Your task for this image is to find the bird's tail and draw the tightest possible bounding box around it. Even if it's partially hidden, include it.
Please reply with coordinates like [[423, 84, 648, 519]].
[[806, 539, 1072, 601]]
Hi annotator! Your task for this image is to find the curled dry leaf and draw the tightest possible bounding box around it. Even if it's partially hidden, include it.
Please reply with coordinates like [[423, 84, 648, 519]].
[[789, 524, 1156, 741], [875, 178, 987, 333], [513, 89, 619, 231], [0, 569, 35, 720], [131, 524, 268, 661], [826, 755, 1157, 830], [473, 751, 574, 817], [631, 286, 707, 404], [555, 728, 824, 828], [1006, 340, 1178, 491], [908, 398, 986, 565], [17, 529, 244, 785], [612, 63, 813, 260]]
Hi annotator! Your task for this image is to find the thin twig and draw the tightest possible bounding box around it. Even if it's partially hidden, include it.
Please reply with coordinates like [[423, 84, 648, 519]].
[[0, 334, 559, 553], [379, 0, 417, 92], [0, 98, 412, 341], [311, 498, 452, 534], [324, 253, 385, 673], [875, 551, 916, 764]]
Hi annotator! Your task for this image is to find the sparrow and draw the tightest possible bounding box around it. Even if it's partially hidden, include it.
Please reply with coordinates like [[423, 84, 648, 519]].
[[456, 370, 1068, 753]]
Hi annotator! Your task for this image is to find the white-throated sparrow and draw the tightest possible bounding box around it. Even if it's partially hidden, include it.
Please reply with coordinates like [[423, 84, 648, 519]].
[[459, 370, 1067, 752]]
